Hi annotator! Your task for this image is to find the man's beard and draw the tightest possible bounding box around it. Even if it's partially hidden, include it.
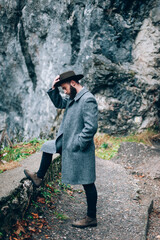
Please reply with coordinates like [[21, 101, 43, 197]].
[[69, 85, 77, 100]]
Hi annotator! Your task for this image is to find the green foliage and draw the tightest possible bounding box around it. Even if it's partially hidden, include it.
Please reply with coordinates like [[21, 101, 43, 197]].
[[27, 214, 33, 220], [97, 142, 120, 160], [95, 129, 157, 160], [54, 188, 61, 194], [40, 189, 52, 200], [31, 200, 39, 209], [57, 178, 72, 191], [54, 211, 69, 220], [100, 143, 109, 149], [29, 138, 41, 145], [0, 138, 45, 163]]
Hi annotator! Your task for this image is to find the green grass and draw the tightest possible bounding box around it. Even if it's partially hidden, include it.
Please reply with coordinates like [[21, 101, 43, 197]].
[[0, 138, 45, 162], [0, 138, 45, 173], [1, 129, 158, 172], [94, 129, 157, 160], [54, 211, 69, 220]]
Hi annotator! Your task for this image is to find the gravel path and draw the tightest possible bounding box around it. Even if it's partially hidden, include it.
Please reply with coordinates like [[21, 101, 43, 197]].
[[113, 142, 160, 240], [5, 142, 160, 240], [30, 143, 156, 240]]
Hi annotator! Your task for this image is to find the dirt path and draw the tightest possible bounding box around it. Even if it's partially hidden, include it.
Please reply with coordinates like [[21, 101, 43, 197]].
[[30, 142, 159, 240], [113, 142, 160, 240], [5, 142, 160, 240]]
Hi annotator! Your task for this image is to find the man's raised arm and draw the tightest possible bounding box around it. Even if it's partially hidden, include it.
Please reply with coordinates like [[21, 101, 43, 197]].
[[47, 75, 68, 109]]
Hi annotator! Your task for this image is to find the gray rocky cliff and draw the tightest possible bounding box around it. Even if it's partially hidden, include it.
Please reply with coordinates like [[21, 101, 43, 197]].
[[0, 0, 160, 141]]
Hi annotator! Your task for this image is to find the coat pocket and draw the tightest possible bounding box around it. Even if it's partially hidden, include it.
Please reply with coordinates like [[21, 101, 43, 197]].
[[72, 135, 80, 152]]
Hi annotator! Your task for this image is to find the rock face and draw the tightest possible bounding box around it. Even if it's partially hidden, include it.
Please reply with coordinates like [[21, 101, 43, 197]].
[[0, 0, 160, 141]]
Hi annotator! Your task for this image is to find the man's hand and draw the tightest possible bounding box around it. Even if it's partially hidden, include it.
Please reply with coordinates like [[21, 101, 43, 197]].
[[52, 75, 60, 89]]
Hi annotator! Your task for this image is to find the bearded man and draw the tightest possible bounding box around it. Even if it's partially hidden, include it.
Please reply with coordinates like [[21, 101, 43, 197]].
[[24, 71, 98, 228]]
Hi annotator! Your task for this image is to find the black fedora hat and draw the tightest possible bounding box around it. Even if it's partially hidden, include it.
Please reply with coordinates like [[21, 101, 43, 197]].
[[55, 71, 84, 87]]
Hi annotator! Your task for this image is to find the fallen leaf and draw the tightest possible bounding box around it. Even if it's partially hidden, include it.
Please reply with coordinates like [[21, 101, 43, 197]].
[[46, 184, 54, 191], [37, 197, 46, 204], [66, 189, 74, 196], [38, 223, 43, 229], [40, 218, 47, 223], [125, 166, 133, 169], [14, 220, 26, 235], [139, 175, 145, 178], [22, 220, 28, 227], [28, 226, 36, 232], [0, 161, 21, 171], [23, 234, 32, 239], [49, 205, 56, 209], [30, 221, 36, 225], [31, 212, 39, 218]]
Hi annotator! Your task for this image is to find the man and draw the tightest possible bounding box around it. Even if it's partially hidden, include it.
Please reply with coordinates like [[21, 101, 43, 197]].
[[24, 71, 98, 228]]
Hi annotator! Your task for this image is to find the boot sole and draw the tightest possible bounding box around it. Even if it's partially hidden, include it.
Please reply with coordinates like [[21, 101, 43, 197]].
[[72, 223, 97, 228], [24, 170, 40, 188]]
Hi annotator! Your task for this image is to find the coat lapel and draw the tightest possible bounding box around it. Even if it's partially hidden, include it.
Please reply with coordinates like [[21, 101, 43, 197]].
[[74, 87, 89, 102], [68, 99, 75, 107]]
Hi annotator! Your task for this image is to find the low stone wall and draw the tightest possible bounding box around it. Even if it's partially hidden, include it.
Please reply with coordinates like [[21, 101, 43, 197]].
[[0, 153, 61, 232]]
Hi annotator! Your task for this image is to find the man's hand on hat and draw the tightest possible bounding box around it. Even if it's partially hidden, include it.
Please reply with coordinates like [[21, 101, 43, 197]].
[[52, 75, 60, 89]]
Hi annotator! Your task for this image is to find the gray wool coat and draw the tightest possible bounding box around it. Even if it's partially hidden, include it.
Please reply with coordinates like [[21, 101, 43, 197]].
[[41, 87, 98, 185]]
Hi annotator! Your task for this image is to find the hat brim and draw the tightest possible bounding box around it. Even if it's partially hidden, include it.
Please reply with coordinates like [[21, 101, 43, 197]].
[[55, 74, 84, 87]]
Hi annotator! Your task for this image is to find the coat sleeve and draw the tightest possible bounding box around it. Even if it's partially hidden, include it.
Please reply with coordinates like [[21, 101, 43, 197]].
[[78, 97, 98, 151], [47, 88, 68, 109]]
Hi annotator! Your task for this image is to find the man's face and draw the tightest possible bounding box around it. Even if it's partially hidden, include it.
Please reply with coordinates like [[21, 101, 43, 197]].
[[61, 82, 77, 99]]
